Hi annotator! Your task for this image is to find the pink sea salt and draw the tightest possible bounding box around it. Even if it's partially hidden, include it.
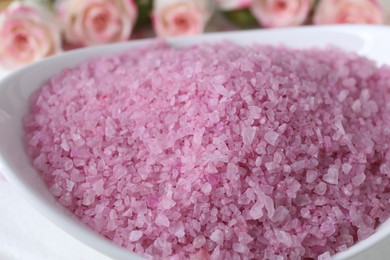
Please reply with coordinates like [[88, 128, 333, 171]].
[[24, 41, 390, 259], [129, 230, 143, 242], [210, 229, 224, 245]]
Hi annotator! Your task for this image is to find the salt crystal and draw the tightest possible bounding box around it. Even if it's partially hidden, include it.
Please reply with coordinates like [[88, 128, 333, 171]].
[[64, 159, 73, 171], [65, 180, 74, 192], [201, 183, 212, 194], [265, 162, 279, 172], [314, 182, 327, 195], [323, 167, 339, 184], [129, 230, 143, 241], [147, 138, 163, 155], [352, 173, 366, 187], [105, 118, 116, 138], [352, 100, 361, 112], [255, 141, 267, 154], [338, 90, 349, 102], [282, 164, 291, 173], [238, 232, 253, 244], [214, 84, 230, 96], [380, 164, 390, 175], [266, 89, 277, 102], [295, 194, 311, 206], [226, 162, 239, 180], [264, 196, 275, 218], [273, 152, 282, 164], [291, 160, 306, 172], [60, 141, 70, 152], [338, 245, 348, 251], [255, 157, 262, 167], [232, 243, 248, 254], [306, 170, 318, 183], [323, 136, 332, 150], [277, 123, 287, 134], [113, 165, 127, 178], [357, 227, 374, 240], [361, 88, 370, 100], [193, 235, 206, 248], [248, 106, 262, 119], [82, 191, 95, 206], [250, 77, 256, 86], [155, 214, 170, 227], [335, 120, 346, 135], [342, 163, 352, 174], [240, 60, 254, 72], [241, 126, 257, 146], [209, 111, 220, 123], [300, 208, 310, 218], [264, 130, 279, 146], [190, 248, 210, 260], [275, 229, 292, 247], [210, 229, 224, 245], [320, 221, 336, 237], [173, 222, 185, 238], [342, 184, 353, 196], [160, 197, 176, 210], [286, 179, 301, 198], [271, 206, 289, 222], [192, 128, 205, 146], [249, 201, 264, 220], [318, 251, 331, 260], [210, 246, 221, 260], [49, 183, 63, 197]]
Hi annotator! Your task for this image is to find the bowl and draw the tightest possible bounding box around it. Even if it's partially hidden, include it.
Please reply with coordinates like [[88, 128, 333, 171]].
[[1, 25, 390, 260]]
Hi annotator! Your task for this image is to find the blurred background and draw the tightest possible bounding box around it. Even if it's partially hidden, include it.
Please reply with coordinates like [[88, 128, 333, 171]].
[[0, 0, 390, 70]]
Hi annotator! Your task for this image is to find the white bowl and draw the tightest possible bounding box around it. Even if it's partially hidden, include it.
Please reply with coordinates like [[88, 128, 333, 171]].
[[1, 25, 390, 260]]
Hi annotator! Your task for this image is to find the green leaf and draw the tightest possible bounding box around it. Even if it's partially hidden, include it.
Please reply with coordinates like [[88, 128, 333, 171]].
[[223, 8, 259, 29], [135, 0, 153, 28]]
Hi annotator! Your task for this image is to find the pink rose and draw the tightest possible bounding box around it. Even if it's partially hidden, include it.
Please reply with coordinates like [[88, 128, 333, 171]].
[[57, 0, 138, 46], [153, 0, 212, 37], [0, 2, 61, 70], [250, 0, 313, 27], [313, 0, 385, 24], [214, 0, 253, 11]]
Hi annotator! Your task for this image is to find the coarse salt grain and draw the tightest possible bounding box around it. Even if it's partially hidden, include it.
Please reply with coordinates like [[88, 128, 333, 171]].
[[306, 170, 318, 183], [129, 230, 143, 242], [24, 41, 390, 259], [318, 251, 331, 260], [323, 166, 339, 184], [264, 130, 279, 146], [210, 229, 224, 245], [201, 182, 212, 194], [275, 229, 293, 247], [155, 214, 170, 227], [249, 201, 264, 220], [193, 235, 206, 248]]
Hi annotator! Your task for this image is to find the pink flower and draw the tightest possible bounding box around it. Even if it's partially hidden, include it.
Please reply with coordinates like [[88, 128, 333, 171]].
[[313, 0, 385, 25], [250, 0, 313, 27], [153, 0, 212, 37], [57, 0, 138, 46], [0, 2, 61, 70], [214, 0, 253, 11]]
